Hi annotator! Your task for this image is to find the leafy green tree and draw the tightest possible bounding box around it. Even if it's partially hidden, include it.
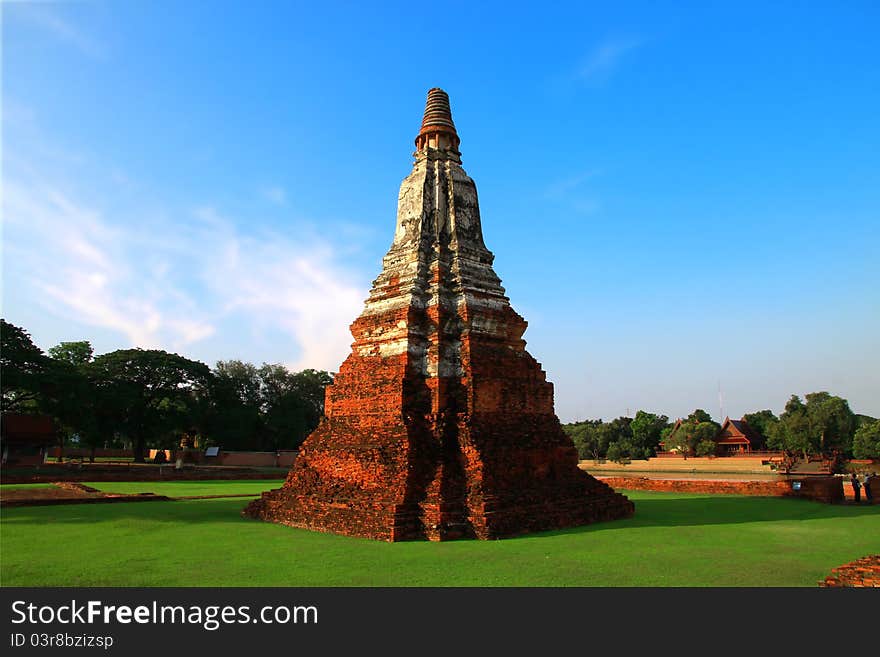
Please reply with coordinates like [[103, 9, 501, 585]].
[[856, 414, 877, 428], [214, 360, 262, 408], [606, 441, 631, 464], [564, 420, 608, 461], [206, 361, 333, 451], [804, 392, 856, 455], [695, 439, 718, 457], [1, 319, 52, 412], [852, 420, 880, 459], [257, 364, 330, 450], [687, 409, 714, 425], [86, 349, 212, 462], [665, 418, 719, 457], [630, 411, 669, 459], [40, 362, 86, 456], [206, 360, 264, 450], [768, 393, 856, 457], [598, 417, 635, 461], [290, 369, 334, 429], [767, 396, 811, 456], [743, 410, 778, 443], [40, 340, 98, 456], [48, 341, 94, 366]]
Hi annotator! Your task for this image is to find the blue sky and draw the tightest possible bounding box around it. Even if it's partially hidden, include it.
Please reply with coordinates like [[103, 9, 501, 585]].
[[3, 1, 878, 423]]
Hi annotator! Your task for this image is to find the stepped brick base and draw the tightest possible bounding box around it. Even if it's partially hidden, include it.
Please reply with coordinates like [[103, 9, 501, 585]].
[[247, 444, 633, 541]]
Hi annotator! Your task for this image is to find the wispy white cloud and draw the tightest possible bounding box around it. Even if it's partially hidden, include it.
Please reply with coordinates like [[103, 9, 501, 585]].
[[3, 176, 365, 371], [192, 206, 364, 370], [12, 4, 106, 59], [3, 180, 206, 350], [577, 37, 642, 83]]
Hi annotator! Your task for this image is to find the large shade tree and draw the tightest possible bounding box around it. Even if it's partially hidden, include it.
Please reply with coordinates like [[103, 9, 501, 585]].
[[257, 364, 333, 450], [1, 319, 53, 413], [852, 419, 880, 460], [48, 341, 94, 367], [207, 361, 333, 451], [598, 417, 634, 463], [206, 360, 264, 450], [41, 341, 96, 456], [629, 410, 670, 459], [563, 420, 606, 461], [768, 393, 856, 458], [86, 349, 212, 462], [742, 409, 778, 443], [664, 410, 720, 457]]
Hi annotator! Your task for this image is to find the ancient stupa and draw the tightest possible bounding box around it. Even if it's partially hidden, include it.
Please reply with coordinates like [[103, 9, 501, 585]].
[[244, 88, 634, 540]]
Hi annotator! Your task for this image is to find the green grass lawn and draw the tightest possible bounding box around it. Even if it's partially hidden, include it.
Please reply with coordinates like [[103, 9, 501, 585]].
[[2, 489, 878, 587], [0, 483, 57, 491], [82, 479, 285, 498]]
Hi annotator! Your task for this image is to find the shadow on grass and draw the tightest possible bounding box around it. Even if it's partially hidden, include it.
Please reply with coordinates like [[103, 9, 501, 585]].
[[3, 493, 879, 539]]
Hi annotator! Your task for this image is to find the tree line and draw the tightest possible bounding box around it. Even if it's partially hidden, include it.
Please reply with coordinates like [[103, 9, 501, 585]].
[[563, 397, 879, 463], [4, 318, 879, 464], [1, 319, 332, 462]]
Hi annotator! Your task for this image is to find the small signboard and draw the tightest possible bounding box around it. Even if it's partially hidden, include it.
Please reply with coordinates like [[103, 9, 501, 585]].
[[791, 481, 802, 491], [205, 447, 220, 457]]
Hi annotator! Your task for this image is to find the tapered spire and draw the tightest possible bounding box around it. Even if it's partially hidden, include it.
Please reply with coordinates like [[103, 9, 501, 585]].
[[243, 87, 634, 542], [415, 87, 460, 154]]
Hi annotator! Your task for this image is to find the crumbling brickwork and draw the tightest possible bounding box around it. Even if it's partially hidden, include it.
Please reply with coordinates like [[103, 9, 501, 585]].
[[598, 475, 844, 503], [821, 555, 880, 587], [244, 89, 634, 540]]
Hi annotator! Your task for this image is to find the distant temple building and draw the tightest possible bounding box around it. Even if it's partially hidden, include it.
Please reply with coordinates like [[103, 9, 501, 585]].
[[663, 416, 766, 455], [715, 417, 766, 454]]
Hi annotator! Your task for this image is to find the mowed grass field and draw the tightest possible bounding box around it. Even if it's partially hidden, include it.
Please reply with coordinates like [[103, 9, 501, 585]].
[[2, 482, 878, 587]]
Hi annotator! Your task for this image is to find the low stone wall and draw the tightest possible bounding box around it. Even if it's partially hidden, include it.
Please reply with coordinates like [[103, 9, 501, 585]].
[[1, 468, 283, 485], [211, 451, 297, 467], [56, 448, 131, 459], [581, 456, 777, 475], [54, 448, 299, 468], [600, 475, 844, 504]]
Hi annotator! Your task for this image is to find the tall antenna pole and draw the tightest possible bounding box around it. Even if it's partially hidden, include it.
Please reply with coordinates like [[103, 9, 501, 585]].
[[718, 380, 724, 421]]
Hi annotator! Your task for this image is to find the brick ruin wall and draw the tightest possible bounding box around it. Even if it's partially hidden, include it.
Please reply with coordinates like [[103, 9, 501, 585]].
[[597, 476, 844, 504], [820, 555, 880, 587]]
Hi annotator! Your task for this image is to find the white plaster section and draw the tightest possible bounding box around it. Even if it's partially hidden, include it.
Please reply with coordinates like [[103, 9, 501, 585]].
[[352, 152, 524, 372]]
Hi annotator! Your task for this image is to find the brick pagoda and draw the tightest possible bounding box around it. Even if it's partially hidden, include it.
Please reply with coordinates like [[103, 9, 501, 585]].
[[244, 88, 634, 540]]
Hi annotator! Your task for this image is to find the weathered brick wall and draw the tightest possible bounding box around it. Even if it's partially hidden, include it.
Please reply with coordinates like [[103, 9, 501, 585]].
[[213, 451, 298, 467], [598, 476, 844, 503], [55, 448, 132, 459]]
